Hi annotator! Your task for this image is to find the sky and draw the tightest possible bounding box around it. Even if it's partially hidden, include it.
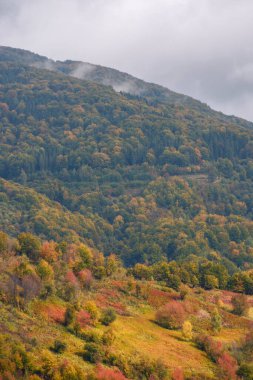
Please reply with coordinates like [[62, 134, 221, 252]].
[[1, 0, 253, 121]]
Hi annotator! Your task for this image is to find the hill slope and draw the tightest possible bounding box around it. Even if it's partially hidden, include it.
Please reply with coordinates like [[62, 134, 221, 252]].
[[1, 46, 253, 380], [1, 47, 253, 268]]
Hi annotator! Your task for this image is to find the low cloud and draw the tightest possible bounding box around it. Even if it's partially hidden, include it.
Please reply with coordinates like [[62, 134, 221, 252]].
[[1, 0, 253, 120], [70, 62, 95, 79]]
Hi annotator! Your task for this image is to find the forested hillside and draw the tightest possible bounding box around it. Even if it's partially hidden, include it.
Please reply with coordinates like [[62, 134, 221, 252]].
[[1, 47, 253, 270], [1, 46, 253, 380]]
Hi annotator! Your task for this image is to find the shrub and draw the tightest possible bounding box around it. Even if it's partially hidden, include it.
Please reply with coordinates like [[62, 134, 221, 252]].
[[53, 359, 84, 380], [179, 285, 189, 300], [85, 302, 100, 323], [241, 330, 253, 355], [77, 310, 91, 328], [50, 340, 66, 354], [94, 364, 128, 380], [195, 334, 223, 362], [211, 308, 222, 333], [102, 328, 115, 347], [172, 367, 184, 380], [81, 330, 101, 344], [64, 307, 75, 326], [218, 352, 238, 380], [129, 356, 168, 380], [83, 342, 105, 363], [100, 308, 117, 326], [237, 363, 253, 380], [41, 304, 65, 324], [155, 301, 186, 329], [231, 294, 249, 316]]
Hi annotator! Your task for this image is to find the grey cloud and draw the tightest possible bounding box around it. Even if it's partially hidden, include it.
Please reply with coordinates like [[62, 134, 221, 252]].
[[0, 0, 253, 120]]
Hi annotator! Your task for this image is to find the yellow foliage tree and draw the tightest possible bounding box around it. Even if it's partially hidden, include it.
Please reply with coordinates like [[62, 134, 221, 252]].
[[182, 320, 193, 341]]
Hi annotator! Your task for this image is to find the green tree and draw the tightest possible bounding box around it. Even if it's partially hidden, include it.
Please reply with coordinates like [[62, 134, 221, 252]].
[[64, 307, 75, 326], [211, 308, 222, 333], [100, 308, 117, 326], [0, 231, 8, 254], [17, 233, 41, 262]]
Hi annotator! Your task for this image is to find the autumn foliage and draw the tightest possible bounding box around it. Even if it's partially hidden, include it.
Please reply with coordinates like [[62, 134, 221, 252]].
[[40, 241, 59, 262], [76, 310, 91, 328], [172, 367, 184, 380], [155, 301, 186, 329], [66, 270, 79, 287], [78, 269, 93, 289], [218, 352, 238, 380], [94, 364, 129, 380], [39, 304, 66, 324]]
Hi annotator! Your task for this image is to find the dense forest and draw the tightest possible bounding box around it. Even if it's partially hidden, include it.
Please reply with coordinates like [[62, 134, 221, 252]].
[[0, 46, 253, 379], [1, 48, 253, 270]]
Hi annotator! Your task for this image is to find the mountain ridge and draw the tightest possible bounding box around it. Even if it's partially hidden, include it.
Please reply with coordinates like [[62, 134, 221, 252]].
[[1, 45, 252, 129]]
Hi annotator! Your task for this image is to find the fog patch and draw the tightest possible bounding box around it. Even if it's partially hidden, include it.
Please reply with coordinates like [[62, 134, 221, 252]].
[[32, 60, 55, 71], [107, 79, 143, 96], [70, 62, 95, 79]]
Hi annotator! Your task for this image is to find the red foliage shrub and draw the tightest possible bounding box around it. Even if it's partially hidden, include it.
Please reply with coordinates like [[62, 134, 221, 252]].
[[66, 270, 79, 287], [40, 304, 66, 324], [218, 352, 238, 380], [111, 281, 126, 291], [100, 288, 120, 300], [155, 301, 186, 329], [183, 299, 200, 315], [78, 269, 93, 289], [148, 288, 179, 307], [195, 334, 224, 362], [95, 364, 129, 380], [172, 367, 184, 380], [0, 372, 15, 380], [76, 310, 91, 328], [95, 289, 127, 315]]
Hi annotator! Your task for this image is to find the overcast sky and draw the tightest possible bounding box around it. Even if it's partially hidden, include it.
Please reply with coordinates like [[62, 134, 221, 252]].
[[1, 0, 253, 121]]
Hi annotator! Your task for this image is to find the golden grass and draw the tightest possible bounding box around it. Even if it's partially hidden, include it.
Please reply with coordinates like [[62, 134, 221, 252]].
[[0, 303, 92, 374], [216, 328, 246, 344], [113, 312, 217, 378], [248, 307, 253, 319]]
